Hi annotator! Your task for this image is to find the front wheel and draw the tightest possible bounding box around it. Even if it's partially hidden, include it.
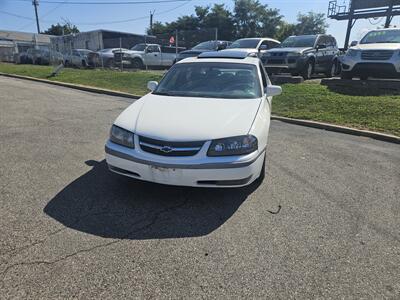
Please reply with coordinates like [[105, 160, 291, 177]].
[[131, 58, 144, 69], [341, 71, 353, 80], [301, 61, 314, 80], [326, 61, 338, 78]]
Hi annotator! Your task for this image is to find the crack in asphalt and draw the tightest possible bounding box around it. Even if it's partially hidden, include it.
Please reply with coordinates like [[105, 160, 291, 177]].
[[0, 195, 189, 286], [273, 161, 400, 244]]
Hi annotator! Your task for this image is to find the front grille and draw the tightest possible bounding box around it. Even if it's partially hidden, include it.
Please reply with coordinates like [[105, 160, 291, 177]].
[[361, 50, 394, 61], [268, 58, 285, 64], [139, 136, 204, 157], [114, 53, 125, 61]]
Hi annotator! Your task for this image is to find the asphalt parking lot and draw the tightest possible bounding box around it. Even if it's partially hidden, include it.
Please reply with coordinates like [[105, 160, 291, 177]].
[[0, 76, 399, 299]]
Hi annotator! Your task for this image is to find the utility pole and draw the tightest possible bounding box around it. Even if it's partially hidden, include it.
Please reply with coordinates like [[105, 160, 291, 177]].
[[149, 10, 155, 35], [385, 0, 394, 28], [344, 0, 354, 50], [32, 0, 40, 34]]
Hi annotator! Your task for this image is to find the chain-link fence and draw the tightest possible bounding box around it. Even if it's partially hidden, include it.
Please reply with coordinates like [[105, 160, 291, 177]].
[[7, 28, 220, 72]]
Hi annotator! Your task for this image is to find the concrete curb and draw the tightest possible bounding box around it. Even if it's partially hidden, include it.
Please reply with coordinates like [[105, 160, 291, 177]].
[[271, 116, 400, 144], [2, 72, 399, 144], [0, 72, 140, 100]]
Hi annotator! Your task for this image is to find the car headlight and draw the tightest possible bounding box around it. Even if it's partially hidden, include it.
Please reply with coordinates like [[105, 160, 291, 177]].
[[346, 49, 359, 57], [110, 125, 134, 148], [247, 52, 258, 57], [207, 135, 258, 157], [287, 52, 301, 57]]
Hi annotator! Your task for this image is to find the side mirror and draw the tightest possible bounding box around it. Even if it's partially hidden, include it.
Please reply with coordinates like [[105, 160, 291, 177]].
[[146, 48, 152, 53], [265, 85, 282, 97], [259, 45, 268, 51], [350, 40, 358, 47], [147, 81, 158, 91]]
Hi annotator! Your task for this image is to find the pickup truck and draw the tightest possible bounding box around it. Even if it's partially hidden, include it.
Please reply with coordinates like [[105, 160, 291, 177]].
[[114, 44, 185, 69]]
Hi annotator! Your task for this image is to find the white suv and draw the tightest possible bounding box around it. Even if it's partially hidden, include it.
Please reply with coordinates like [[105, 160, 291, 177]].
[[341, 28, 400, 80], [105, 51, 282, 188]]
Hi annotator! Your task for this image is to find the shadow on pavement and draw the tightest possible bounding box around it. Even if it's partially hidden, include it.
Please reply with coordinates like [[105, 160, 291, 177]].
[[44, 160, 259, 240]]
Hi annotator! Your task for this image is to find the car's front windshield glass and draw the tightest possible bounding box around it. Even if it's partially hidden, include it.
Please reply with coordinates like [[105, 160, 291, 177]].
[[228, 39, 260, 49], [280, 36, 317, 48], [192, 41, 216, 50], [131, 44, 146, 51], [153, 62, 262, 99], [360, 30, 400, 44]]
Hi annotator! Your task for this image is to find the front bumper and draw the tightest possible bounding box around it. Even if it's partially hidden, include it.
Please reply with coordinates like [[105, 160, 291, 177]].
[[263, 56, 307, 73], [105, 140, 265, 187], [341, 55, 400, 77]]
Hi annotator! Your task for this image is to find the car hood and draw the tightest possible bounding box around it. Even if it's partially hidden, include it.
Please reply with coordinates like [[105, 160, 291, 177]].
[[267, 47, 313, 54], [179, 49, 209, 55], [352, 43, 400, 51], [114, 94, 261, 141]]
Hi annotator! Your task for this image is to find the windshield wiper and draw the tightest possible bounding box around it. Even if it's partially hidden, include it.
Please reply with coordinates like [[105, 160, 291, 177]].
[[152, 91, 172, 96]]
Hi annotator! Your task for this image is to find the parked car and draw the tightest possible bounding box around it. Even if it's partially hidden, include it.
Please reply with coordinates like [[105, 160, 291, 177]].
[[340, 28, 400, 80], [174, 40, 232, 63], [223, 38, 280, 57], [26, 48, 50, 65], [97, 48, 128, 67], [17, 51, 29, 64], [64, 49, 99, 68], [263, 34, 341, 79], [104, 51, 282, 188], [114, 43, 185, 69]]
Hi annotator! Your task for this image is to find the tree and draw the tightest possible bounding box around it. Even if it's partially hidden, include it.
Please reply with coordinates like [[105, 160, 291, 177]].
[[233, 0, 283, 38], [295, 12, 328, 35], [199, 4, 235, 40], [275, 22, 296, 41], [44, 22, 79, 36]]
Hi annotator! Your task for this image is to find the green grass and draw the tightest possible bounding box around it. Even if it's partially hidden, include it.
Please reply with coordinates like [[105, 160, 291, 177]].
[[0, 63, 163, 95], [272, 83, 400, 136], [1, 63, 399, 136]]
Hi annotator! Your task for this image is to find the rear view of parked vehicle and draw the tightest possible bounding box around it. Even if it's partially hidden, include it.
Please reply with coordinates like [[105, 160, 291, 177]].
[[340, 28, 400, 80], [263, 34, 340, 79]]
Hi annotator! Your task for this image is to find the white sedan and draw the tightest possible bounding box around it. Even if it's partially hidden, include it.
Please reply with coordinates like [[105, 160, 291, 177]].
[[105, 51, 282, 187]]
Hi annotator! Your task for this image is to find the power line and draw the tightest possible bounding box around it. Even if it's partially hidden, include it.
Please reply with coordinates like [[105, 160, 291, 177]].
[[14, 0, 192, 4], [2, 0, 192, 27]]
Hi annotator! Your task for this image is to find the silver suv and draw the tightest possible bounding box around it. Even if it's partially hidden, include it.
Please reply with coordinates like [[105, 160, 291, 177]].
[[341, 29, 400, 80]]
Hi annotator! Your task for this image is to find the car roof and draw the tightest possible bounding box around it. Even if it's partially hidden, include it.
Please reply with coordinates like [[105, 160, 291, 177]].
[[176, 52, 260, 66]]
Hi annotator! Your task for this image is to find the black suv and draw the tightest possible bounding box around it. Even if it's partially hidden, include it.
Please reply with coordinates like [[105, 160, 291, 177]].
[[262, 34, 341, 79]]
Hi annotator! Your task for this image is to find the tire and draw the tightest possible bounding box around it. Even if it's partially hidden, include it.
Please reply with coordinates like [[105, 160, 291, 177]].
[[301, 60, 314, 80], [81, 60, 87, 68], [131, 58, 144, 69], [325, 61, 337, 78], [341, 71, 353, 80]]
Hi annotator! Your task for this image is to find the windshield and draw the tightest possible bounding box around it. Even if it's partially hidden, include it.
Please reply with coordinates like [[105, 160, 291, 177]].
[[192, 41, 216, 50], [154, 62, 262, 99], [360, 30, 400, 44], [131, 44, 146, 51], [280, 36, 317, 48], [228, 39, 260, 49]]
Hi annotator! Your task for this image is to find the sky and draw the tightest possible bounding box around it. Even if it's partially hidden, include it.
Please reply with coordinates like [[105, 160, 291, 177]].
[[1, 0, 399, 46]]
